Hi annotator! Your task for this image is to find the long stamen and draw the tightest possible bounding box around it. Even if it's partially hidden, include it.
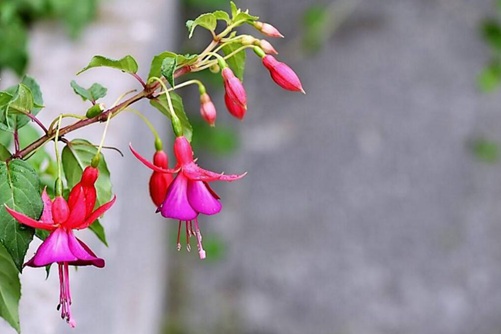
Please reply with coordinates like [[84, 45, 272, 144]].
[[177, 221, 182, 251], [194, 218, 206, 259], [58, 262, 76, 328], [185, 221, 191, 252]]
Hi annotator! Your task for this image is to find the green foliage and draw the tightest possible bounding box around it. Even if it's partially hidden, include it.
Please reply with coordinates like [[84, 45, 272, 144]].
[[62, 139, 112, 245], [148, 52, 198, 81], [187, 13, 218, 38], [0, 159, 43, 271], [221, 42, 246, 80], [0, 0, 99, 75], [77, 55, 139, 75], [161, 57, 178, 88], [302, 5, 330, 53], [150, 93, 193, 141], [471, 137, 499, 163], [191, 120, 239, 155], [70, 80, 108, 103], [0, 243, 21, 333], [477, 62, 501, 92], [0, 76, 43, 132]]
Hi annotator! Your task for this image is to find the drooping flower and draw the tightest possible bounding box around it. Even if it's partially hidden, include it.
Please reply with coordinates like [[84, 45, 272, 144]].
[[5, 182, 115, 327], [262, 55, 305, 93], [221, 67, 247, 118], [149, 150, 173, 207], [130, 136, 245, 259], [253, 21, 284, 38], [200, 92, 217, 126]]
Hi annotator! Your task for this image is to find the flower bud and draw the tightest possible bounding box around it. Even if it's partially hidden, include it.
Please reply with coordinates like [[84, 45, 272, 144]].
[[241, 35, 256, 46], [149, 150, 173, 207], [253, 21, 284, 38], [224, 93, 246, 120], [221, 67, 247, 108], [200, 93, 217, 126], [258, 39, 278, 55], [262, 55, 304, 93], [209, 63, 220, 73]]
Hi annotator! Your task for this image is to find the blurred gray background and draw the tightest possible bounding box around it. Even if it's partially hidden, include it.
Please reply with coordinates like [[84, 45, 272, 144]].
[[3, 0, 501, 333]]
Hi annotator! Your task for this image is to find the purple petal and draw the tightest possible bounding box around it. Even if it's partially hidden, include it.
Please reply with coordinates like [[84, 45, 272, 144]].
[[28, 228, 77, 267], [187, 180, 222, 216], [67, 233, 105, 268], [159, 173, 197, 220]]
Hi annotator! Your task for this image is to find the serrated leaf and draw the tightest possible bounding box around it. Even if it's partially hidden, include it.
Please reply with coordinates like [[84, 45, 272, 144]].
[[70, 80, 107, 102], [21, 76, 43, 113], [150, 93, 193, 141], [222, 42, 246, 80], [233, 11, 259, 24], [187, 13, 217, 38], [77, 55, 138, 75], [1, 84, 35, 131], [161, 57, 177, 88], [0, 242, 21, 333], [148, 52, 198, 81], [0, 159, 43, 271], [62, 140, 112, 245]]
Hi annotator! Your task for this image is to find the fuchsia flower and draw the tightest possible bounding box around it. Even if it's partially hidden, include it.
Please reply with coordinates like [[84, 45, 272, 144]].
[[200, 92, 217, 126], [262, 55, 305, 93], [130, 135, 245, 259], [222, 67, 247, 119], [5, 168, 115, 328]]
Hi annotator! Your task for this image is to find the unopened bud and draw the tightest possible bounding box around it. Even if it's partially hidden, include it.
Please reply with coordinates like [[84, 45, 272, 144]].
[[200, 93, 217, 126], [258, 39, 278, 55], [253, 21, 284, 38], [85, 103, 105, 118], [241, 35, 256, 45], [262, 55, 304, 93], [209, 63, 220, 73], [224, 93, 246, 120], [222, 68, 247, 108]]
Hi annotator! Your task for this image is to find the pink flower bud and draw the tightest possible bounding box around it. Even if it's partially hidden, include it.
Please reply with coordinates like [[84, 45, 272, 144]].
[[258, 39, 278, 55], [262, 55, 305, 93], [224, 93, 246, 120], [253, 21, 284, 38], [221, 67, 247, 108], [200, 93, 217, 126]]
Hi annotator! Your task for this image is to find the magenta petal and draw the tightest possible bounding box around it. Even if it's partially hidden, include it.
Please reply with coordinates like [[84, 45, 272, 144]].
[[187, 180, 222, 216], [28, 228, 77, 267], [67, 234, 105, 268], [159, 173, 197, 220]]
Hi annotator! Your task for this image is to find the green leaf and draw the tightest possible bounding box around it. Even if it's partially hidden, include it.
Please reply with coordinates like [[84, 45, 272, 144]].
[[62, 139, 112, 244], [70, 80, 107, 102], [471, 137, 499, 163], [230, 1, 238, 17], [21, 76, 43, 112], [0, 242, 21, 333], [0, 144, 10, 161], [150, 92, 193, 141], [0, 159, 43, 271], [18, 124, 51, 172], [161, 57, 177, 88], [221, 42, 246, 80], [213, 10, 231, 23], [0, 84, 34, 131], [302, 4, 330, 53], [187, 13, 217, 38], [148, 52, 198, 81], [77, 55, 138, 75], [477, 63, 501, 93]]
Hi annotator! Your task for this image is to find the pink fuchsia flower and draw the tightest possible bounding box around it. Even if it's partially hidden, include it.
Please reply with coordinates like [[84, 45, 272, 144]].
[[262, 55, 305, 93], [129, 136, 245, 259], [200, 93, 217, 126], [6, 186, 115, 327], [149, 150, 173, 207], [221, 67, 247, 118], [253, 21, 284, 38]]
